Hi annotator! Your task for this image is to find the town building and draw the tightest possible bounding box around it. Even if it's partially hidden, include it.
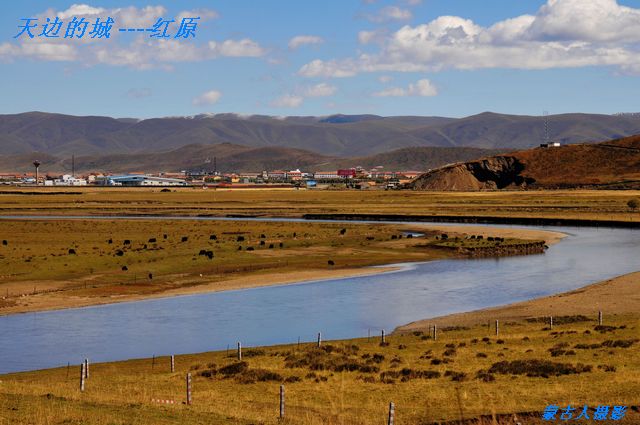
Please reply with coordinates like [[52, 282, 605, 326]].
[[44, 174, 88, 186], [314, 171, 340, 180], [97, 175, 187, 186]]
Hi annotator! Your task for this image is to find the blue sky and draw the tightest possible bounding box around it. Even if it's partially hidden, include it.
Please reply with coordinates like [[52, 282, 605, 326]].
[[1, 0, 640, 118]]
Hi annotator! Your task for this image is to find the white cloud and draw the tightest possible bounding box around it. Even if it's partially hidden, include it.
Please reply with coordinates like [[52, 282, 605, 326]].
[[367, 6, 412, 23], [54, 4, 105, 19], [303, 83, 337, 97], [378, 75, 393, 83], [213, 39, 266, 57], [373, 78, 437, 97], [300, 0, 640, 77], [288, 35, 324, 50], [193, 89, 222, 106], [0, 41, 78, 62], [270, 94, 304, 108]]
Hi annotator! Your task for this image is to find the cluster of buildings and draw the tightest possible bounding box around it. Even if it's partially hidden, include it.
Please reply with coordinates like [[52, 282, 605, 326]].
[[1, 166, 425, 188], [194, 167, 423, 183]]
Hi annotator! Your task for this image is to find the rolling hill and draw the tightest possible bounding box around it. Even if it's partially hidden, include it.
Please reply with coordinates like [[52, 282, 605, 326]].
[[411, 135, 640, 190], [0, 144, 505, 174]]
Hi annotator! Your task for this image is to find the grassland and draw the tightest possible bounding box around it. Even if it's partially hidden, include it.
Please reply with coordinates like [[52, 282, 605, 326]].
[[0, 188, 639, 223], [0, 188, 638, 424], [0, 219, 440, 315], [1, 307, 637, 424], [0, 218, 551, 315]]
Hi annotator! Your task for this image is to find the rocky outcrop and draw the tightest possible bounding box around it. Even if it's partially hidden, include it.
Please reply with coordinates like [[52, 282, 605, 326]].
[[411, 156, 535, 191]]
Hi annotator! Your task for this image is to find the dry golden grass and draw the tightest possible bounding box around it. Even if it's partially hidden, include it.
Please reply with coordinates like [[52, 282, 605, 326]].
[[1, 313, 638, 424], [0, 188, 640, 223]]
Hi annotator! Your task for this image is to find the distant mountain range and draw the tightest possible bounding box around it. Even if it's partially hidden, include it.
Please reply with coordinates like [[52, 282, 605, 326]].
[[2, 110, 640, 174], [3, 111, 640, 159], [0, 144, 506, 174]]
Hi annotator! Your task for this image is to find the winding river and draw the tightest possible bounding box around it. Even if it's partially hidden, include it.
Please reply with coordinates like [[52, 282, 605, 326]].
[[0, 217, 639, 374]]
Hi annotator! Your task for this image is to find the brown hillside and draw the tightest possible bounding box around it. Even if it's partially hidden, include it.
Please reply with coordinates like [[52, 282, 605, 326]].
[[411, 135, 640, 190]]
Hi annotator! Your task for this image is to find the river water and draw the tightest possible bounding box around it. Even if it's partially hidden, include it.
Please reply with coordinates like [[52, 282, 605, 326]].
[[0, 217, 638, 374]]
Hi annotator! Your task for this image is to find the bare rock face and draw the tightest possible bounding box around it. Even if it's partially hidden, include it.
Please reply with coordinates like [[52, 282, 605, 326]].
[[411, 156, 534, 191]]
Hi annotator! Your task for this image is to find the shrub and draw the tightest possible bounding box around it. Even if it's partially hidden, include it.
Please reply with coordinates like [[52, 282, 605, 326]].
[[121, 266, 128, 271], [328, 260, 335, 266], [475, 370, 496, 382], [444, 370, 467, 381], [488, 359, 592, 377], [123, 240, 131, 245], [628, 198, 640, 211], [340, 228, 346, 235], [148, 238, 156, 243], [218, 362, 248, 376], [210, 235, 217, 240], [68, 249, 76, 255], [237, 236, 245, 242]]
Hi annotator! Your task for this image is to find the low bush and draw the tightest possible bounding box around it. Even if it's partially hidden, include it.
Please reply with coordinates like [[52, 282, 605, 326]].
[[488, 359, 592, 378]]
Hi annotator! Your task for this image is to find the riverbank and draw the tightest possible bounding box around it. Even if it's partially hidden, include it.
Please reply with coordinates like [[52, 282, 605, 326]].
[[0, 220, 560, 316], [397, 270, 640, 332], [2, 272, 638, 424]]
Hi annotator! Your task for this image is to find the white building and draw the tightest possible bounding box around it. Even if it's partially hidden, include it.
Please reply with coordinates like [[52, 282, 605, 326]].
[[98, 175, 187, 186], [45, 175, 88, 186]]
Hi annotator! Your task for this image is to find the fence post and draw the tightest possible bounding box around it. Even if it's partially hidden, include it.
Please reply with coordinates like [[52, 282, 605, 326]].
[[84, 358, 89, 379], [549, 316, 553, 329], [433, 324, 437, 341], [237, 342, 242, 361], [381, 329, 386, 344], [80, 363, 85, 392], [495, 320, 499, 337], [152, 355, 155, 370], [388, 401, 395, 425], [317, 332, 322, 348], [279, 384, 285, 419], [598, 310, 603, 326], [186, 373, 192, 405], [171, 355, 175, 373]]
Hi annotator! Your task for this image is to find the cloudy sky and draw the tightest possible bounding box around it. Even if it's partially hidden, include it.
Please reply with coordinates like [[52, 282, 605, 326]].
[[2, 0, 640, 118]]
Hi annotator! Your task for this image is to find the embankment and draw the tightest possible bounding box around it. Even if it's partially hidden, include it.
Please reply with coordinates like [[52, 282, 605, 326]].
[[303, 213, 640, 228]]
